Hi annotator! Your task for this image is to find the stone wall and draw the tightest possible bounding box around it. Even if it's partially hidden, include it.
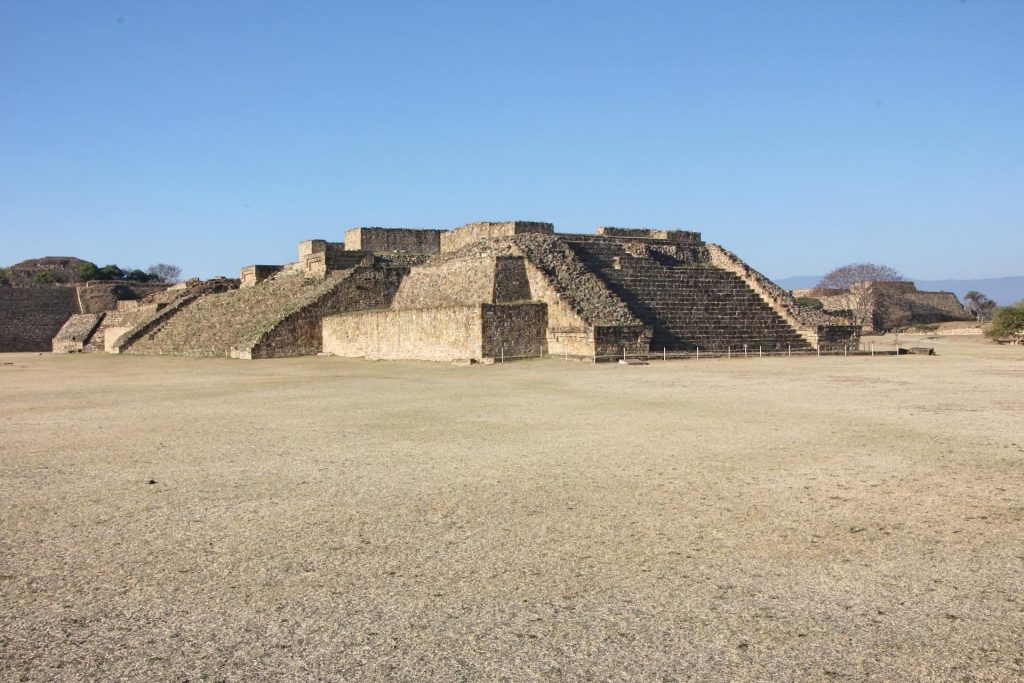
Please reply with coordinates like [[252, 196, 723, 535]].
[[438, 233, 643, 357], [246, 268, 405, 359], [794, 282, 969, 332], [594, 325, 654, 359], [0, 286, 79, 351], [391, 257, 499, 309], [119, 267, 404, 359], [110, 295, 201, 354], [240, 265, 283, 288], [492, 257, 532, 303], [51, 313, 103, 353], [76, 281, 171, 314], [815, 325, 862, 352], [480, 303, 548, 359], [390, 256, 531, 309], [902, 290, 969, 323], [595, 227, 702, 244], [103, 326, 132, 352], [344, 228, 442, 254], [90, 303, 163, 351], [519, 260, 597, 357], [324, 306, 483, 361], [324, 301, 547, 362], [295, 240, 368, 278], [440, 221, 554, 253]]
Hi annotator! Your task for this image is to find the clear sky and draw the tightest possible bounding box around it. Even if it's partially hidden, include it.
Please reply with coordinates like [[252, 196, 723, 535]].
[[2, 1, 1021, 281]]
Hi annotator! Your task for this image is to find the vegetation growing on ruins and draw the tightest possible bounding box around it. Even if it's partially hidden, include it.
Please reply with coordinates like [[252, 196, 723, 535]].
[[76, 262, 163, 283], [794, 296, 823, 310], [2, 257, 182, 286]]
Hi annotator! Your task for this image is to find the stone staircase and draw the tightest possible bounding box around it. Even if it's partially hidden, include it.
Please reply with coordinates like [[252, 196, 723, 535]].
[[120, 267, 404, 358], [83, 305, 163, 352], [565, 238, 813, 352]]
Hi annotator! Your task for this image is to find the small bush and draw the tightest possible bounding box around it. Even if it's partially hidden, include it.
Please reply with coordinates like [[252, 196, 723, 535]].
[[986, 302, 1024, 343], [795, 296, 824, 310]]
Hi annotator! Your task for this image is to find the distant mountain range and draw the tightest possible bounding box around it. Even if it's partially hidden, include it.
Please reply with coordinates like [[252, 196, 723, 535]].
[[775, 275, 1024, 306]]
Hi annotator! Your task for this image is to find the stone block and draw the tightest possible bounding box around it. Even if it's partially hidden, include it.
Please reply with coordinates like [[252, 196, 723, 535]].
[[441, 221, 554, 253], [240, 265, 284, 288], [344, 228, 442, 254]]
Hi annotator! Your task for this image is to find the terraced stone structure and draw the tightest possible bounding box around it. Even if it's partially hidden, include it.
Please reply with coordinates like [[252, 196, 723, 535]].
[[55, 221, 857, 362], [323, 222, 859, 362], [793, 282, 971, 332]]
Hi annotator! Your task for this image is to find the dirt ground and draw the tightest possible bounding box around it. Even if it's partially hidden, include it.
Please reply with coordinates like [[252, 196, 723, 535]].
[[1, 335, 1022, 682]]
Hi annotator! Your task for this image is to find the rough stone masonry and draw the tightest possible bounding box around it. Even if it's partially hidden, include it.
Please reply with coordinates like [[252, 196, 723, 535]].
[[38, 221, 863, 363]]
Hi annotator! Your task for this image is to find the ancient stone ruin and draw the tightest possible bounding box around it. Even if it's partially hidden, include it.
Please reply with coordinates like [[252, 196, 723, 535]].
[[36, 221, 860, 362], [0, 275, 172, 353], [793, 281, 970, 332]]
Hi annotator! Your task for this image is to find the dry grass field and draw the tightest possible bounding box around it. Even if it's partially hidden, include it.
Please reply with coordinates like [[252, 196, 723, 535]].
[[1, 336, 1022, 682]]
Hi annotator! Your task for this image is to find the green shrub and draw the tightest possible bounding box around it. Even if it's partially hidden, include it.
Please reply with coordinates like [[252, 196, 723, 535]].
[[98, 264, 125, 280], [77, 261, 101, 281], [795, 296, 824, 310], [125, 269, 155, 282], [986, 302, 1024, 342]]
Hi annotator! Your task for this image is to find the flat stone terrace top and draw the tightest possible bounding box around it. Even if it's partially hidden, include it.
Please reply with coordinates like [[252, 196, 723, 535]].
[[593, 227, 702, 244]]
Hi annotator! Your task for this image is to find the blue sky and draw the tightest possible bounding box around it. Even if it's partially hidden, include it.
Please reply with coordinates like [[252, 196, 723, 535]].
[[2, 1, 1021, 281]]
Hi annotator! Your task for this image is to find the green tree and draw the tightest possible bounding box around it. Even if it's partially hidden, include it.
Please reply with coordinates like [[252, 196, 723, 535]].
[[77, 261, 101, 282], [125, 269, 153, 282], [986, 302, 1024, 343], [98, 264, 125, 280], [33, 271, 54, 284]]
